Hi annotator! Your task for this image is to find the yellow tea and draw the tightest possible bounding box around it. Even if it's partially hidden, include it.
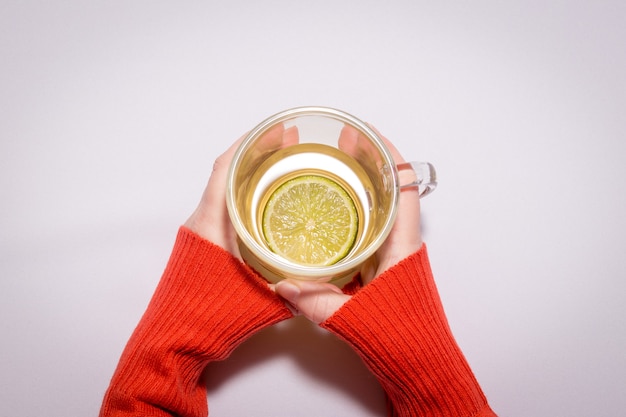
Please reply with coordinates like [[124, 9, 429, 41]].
[[239, 143, 379, 267]]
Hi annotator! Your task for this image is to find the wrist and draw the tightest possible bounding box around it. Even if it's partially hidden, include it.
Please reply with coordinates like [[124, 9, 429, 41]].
[[141, 227, 292, 359], [322, 245, 490, 416]]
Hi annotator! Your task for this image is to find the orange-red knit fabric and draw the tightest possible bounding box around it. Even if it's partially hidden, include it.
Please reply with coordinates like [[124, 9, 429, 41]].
[[99, 227, 292, 417], [100, 227, 496, 417], [322, 245, 496, 417]]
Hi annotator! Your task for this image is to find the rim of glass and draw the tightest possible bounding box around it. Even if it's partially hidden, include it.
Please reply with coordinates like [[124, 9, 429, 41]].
[[226, 106, 400, 278]]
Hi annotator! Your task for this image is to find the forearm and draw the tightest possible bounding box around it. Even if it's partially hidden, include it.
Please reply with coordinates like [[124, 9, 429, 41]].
[[100, 227, 292, 417], [322, 245, 496, 417]]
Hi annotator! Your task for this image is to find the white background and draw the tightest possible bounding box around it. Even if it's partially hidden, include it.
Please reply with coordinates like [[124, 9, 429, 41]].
[[1, 1, 625, 416]]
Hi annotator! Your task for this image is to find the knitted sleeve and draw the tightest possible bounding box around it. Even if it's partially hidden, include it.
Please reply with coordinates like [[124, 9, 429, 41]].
[[99, 226, 293, 417], [321, 244, 497, 417]]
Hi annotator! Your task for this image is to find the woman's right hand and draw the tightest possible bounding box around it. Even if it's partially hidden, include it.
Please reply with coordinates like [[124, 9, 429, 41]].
[[275, 128, 424, 323]]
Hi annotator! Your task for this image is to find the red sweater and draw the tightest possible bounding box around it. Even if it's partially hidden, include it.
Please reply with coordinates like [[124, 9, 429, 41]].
[[100, 227, 496, 417]]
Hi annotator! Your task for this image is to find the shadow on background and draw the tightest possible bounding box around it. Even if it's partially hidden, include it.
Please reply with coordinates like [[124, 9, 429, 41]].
[[204, 315, 386, 414]]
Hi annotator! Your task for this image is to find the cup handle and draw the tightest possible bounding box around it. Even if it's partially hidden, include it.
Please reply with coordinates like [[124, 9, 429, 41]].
[[397, 161, 437, 198]]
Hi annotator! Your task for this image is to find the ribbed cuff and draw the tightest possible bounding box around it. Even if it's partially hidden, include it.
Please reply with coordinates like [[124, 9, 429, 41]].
[[100, 227, 293, 417], [139, 226, 293, 359], [321, 245, 493, 417]]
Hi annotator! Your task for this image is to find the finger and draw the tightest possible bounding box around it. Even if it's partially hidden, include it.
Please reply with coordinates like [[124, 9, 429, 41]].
[[366, 126, 422, 280], [383, 141, 421, 246], [337, 124, 360, 155], [274, 280, 350, 324], [368, 124, 407, 164], [337, 124, 379, 162], [268, 283, 300, 316], [368, 125, 420, 219], [255, 123, 300, 155], [281, 125, 299, 147], [255, 123, 286, 154]]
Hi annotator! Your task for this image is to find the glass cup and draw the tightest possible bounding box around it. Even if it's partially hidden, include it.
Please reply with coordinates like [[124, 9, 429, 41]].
[[226, 106, 436, 286]]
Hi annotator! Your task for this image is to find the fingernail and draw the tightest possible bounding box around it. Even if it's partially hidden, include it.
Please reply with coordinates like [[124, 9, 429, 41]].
[[275, 280, 301, 302]]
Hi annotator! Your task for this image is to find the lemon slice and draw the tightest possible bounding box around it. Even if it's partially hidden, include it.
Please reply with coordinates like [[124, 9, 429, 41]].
[[262, 175, 359, 266]]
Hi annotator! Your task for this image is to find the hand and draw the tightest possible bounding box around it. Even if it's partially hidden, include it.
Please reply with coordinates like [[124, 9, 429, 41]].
[[184, 125, 300, 258], [274, 127, 423, 323], [183, 135, 245, 258]]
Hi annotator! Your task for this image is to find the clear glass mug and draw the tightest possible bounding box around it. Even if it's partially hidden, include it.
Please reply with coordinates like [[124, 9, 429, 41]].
[[226, 106, 436, 286]]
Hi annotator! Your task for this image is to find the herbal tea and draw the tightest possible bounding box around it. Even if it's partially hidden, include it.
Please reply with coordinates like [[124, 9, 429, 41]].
[[242, 143, 377, 266]]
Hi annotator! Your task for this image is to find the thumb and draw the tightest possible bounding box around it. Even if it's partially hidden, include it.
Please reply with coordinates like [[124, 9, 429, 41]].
[[274, 280, 351, 324]]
